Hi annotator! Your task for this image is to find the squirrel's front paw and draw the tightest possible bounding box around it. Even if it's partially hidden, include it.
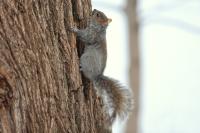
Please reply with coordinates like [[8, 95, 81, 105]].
[[69, 27, 78, 33]]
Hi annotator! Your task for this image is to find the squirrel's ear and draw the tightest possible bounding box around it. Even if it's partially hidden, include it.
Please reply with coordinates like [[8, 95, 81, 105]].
[[107, 18, 112, 24]]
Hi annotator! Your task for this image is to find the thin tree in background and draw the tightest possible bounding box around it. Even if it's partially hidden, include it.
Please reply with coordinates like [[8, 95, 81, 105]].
[[0, 0, 110, 133], [126, 0, 140, 133]]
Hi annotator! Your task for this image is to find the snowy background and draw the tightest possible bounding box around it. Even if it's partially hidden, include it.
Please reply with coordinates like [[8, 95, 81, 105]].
[[93, 0, 200, 133]]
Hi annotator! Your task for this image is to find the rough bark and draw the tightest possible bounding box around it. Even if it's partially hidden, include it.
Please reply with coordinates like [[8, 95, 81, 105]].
[[0, 0, 109, 133], [126, 0, 140, 133]]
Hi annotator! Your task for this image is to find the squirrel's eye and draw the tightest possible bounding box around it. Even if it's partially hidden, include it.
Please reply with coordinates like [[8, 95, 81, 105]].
[[96, 13, 100, 17]]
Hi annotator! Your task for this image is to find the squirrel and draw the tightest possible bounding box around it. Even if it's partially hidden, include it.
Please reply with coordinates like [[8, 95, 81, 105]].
[[70, 9, 133, 128]]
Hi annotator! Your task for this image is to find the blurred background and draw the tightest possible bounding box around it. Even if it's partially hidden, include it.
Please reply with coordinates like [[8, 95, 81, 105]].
[[93, 0, 200, 133]]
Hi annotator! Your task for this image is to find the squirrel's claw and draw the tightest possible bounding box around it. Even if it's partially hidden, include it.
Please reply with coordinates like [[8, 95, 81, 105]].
[[69, 27, 78, 33], [79, 64, 83, 71]]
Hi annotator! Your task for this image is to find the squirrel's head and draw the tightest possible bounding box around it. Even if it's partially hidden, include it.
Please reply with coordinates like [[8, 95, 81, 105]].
[[92, 9, 112, 27]]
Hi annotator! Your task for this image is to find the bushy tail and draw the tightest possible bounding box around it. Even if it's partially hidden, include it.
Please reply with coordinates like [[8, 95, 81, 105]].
[[94, 75, 134, 124]]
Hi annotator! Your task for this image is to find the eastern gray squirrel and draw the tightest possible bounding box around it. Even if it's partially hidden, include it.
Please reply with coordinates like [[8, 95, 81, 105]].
[[70, 9, 133, 128]]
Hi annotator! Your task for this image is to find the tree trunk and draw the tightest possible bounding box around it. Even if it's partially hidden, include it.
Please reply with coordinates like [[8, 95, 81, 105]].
[[0, 0, 109, 133], [126, 0, 140, 133]]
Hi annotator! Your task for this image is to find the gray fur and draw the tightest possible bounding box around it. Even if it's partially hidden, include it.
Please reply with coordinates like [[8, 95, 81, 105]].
[[69, 9, 133, 128], [80, 44, 106, 80]]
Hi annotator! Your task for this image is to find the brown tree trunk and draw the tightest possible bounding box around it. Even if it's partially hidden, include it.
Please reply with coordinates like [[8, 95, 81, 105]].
[[126, 0, 140, 133], [0, 0, 109, 133]]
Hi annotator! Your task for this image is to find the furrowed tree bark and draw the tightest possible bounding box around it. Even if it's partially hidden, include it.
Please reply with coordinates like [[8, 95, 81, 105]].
[[0, 0, 109, 133]]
